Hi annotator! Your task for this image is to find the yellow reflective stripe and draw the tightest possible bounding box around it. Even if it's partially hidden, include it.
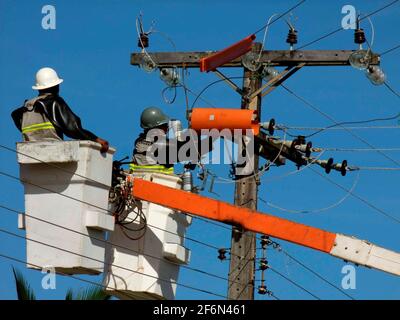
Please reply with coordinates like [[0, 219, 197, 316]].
[[129, 164, 174, 174], [22, 126, 55, 134], [22, 122, 54, 131]]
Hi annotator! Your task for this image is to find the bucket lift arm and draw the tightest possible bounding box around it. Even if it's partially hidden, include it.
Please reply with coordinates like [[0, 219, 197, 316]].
[[132, 178, 400, 277]]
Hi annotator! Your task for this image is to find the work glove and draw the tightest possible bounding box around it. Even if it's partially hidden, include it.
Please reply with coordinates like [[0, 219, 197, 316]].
[[96, 137, 109, 153]]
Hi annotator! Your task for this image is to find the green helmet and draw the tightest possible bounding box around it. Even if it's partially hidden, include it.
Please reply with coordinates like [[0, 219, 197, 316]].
[[140, 107, 170, 129]]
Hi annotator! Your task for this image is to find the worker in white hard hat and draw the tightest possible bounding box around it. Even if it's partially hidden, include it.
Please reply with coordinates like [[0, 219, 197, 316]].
[[11, 67, 109, 153]]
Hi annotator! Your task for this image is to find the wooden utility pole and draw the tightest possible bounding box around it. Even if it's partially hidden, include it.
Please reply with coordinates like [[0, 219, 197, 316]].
[[227, 43, 262, 300]]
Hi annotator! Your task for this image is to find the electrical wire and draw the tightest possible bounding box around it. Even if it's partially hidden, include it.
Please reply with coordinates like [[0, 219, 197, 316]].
[[0, 142, 236, 245], [0, 227, 228, 299], [266, 265, 321, 300], [384, 81, 400, 100], [353, 166, 400, 171], [261, 170, 360, 214], [253, 0, 306, 35], [309, 166, 400, 224], [281, 84, 400, 167], [279, 125, 400, 132], [0, 169, 222, 252], [0, 204, 251, 289], [278, 248, 355, 300], [0, 252, 134, 298], [296, 0, 400, 50], [320, 147, 400, 152], [257, 13, 278, 62], [0, 143, 251, 253], [381, 43, 400, 56]]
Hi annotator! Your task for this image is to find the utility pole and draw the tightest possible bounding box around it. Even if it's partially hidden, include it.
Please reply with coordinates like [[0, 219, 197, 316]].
[[228, 43, 262, 300], [130, 46, 381, 300]]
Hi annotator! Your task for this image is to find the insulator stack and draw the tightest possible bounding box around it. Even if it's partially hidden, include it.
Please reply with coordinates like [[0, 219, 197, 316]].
[[138, 33, 149, 49]]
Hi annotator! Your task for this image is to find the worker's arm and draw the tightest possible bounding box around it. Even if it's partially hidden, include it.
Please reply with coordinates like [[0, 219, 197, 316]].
[[52, 97, 109, 152], [11, 106, 25, 131]]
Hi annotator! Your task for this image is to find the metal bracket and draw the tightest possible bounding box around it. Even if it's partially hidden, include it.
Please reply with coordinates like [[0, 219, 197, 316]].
[[213, 70, 243, 95]]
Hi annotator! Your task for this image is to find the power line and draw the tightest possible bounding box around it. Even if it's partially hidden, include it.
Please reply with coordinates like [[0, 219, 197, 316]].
[[266, 265, 321, 300], [0, 142, 233, 239], [260, 170, 360, 214], [281, 125, 400, 131], [353, 166, 400, 171], [320, 147, 400, 152], [309, 166, 400, 224], [0, 169, 222, 252], [384, 81, 400, 100], [253, 0, 306, 35], [381, 43, 400, 56], [0, 203, 238, 287], [297, 0, 400, 50], [279, 249, 355, 300], [281, 84, 400, 167], [0, 226, 228, 299], [0, 252, 134, 298]]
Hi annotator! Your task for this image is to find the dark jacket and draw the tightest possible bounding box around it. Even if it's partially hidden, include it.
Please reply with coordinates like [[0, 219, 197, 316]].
[[11, 94, 98, 141]]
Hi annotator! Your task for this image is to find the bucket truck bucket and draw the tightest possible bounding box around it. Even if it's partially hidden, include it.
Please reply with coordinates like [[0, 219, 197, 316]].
[[103, 172, 191, 300], [17, 140, 115, 275]]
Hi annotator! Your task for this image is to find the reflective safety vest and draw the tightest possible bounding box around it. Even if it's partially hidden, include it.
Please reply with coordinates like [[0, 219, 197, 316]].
[[21, 95, 61, 141], [129, 163, 174, 175]]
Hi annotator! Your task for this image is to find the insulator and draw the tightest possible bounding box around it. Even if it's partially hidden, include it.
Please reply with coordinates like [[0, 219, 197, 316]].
[[354, 28, 366, 45], [365, 66, 386, 86], [259, 258, 268, 271], [258, 285, 268, 295], [182, 170, 192, 192], [296, 135, 306, 145], [169, 119, 184, 141], [138, 33, 149, 49], [160, 68, 180, 87], [261, 66, 279, 82], [260, 235, 270, 249], [305, 141, 312, 158], [139, 54, 156, 73], [242, 51, 262, 71], [286, 28, 298, 47], [341, 160, 348, 176], [349, 50, 370, 70], [268, 119, 276, 135], [325, 157, 334, 174], [261, 118, 275, 135], [218, 248, 227, 261]]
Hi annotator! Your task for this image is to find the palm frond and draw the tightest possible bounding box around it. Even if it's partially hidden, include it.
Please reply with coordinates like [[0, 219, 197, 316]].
[[12, 267, 36, 300], [66, 286, 111, 300]]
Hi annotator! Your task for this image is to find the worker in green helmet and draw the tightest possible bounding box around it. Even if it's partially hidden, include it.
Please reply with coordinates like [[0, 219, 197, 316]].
[[130, 107, 213, 174]]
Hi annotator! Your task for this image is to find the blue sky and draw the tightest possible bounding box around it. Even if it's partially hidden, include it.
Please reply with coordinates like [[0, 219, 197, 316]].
[[1, 0, 400, 300]]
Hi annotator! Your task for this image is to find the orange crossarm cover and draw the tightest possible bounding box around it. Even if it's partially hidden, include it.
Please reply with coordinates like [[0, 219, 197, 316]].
[[132, 178, 337, 253], [200, 34, 256, 72], [190, 108, 260, 135]]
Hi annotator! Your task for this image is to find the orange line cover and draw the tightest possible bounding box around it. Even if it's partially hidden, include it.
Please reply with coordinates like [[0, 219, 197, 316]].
[[190, 108, 260, 135], [132, 178, 337, 253], [200, 34, 256, 72]]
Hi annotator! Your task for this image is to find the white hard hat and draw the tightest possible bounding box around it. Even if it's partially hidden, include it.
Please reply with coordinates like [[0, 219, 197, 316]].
[[32, 67, 64, 90]]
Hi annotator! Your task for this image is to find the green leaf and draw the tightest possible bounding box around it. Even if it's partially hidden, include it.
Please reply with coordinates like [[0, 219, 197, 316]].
[[66, 286, 111, 300], [12, 267, 36, 300], [65, 289, 73, 300]]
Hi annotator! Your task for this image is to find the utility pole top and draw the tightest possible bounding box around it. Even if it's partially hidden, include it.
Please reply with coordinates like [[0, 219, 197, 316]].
[[131, 50, 380, 68]]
